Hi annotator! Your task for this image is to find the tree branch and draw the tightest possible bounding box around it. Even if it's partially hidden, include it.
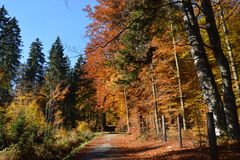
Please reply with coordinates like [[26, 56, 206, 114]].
[[217, 1, 240, 30], [87, 1, 184, 53]]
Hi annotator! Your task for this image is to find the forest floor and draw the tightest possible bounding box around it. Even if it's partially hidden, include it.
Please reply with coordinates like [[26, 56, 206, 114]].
[[71, 133, 240, 160]]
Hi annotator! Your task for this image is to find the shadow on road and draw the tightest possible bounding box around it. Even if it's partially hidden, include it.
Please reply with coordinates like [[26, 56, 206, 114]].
[[72, 133, 240, 160]]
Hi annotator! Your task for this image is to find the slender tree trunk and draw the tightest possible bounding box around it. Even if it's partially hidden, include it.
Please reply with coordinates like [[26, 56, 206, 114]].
[[201, 0, 240, 139], [46, 99, 53, 123], [170, 23, 187, 130], [146, 118, 149, 132], [139, 114, 144, 133], [0, 89, 7, 105], [95, 113, 99, 131], [101, 112, 106, 131], [158, 113, 161, 130], [150, 63, 160, 135], [123, 87, 130, 133], [181, 0, 227, 135], [219, 5, 240, 98], [0, 89, 4, 105]]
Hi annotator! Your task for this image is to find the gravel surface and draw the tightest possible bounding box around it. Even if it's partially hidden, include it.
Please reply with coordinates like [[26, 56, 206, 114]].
[[81, 134, 117, 160], [73, 133, 240, 160]]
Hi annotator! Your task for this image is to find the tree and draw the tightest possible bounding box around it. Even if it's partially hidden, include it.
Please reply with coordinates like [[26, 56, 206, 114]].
[[45, 37, 70, 124], [180, 0, 227, 135], [170, 21, 187, 130], [72, 55, 96, 124], [0, 6, 9, 34], [45, 37, 69, 89], [200, 0, 240, 139], [19, 38, 45, 93], [83, 0, 240, 138], [73, 55, 95, 106], [227, 2, 240, 103], [0, 17, 21, 85], [0, 6, 21, 105], [218, 2, 240, 98]]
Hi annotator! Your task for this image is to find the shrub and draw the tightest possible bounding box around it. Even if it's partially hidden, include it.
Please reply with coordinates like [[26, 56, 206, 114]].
[[1, 100, 95, 160], [0, 145, 20, 160], [76, 121, 89, 132]]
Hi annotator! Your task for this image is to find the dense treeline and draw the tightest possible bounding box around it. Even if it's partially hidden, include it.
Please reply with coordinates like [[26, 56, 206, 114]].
[[0, 5, 104, 160], [84, 0, 240, 140], [1, 0, 240, 159]]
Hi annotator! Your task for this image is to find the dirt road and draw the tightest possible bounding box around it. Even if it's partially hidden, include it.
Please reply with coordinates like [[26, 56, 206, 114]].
[[80, 134, 117, 160], [72, 133, 240, 160]]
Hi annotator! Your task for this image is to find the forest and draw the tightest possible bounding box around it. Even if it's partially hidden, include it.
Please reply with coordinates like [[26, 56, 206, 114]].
[[0, 0, 240, 159]]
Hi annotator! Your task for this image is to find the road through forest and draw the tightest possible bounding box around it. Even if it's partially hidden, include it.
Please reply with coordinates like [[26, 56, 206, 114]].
[[72, 133, 240, 160], [80, 134, 117, 160]]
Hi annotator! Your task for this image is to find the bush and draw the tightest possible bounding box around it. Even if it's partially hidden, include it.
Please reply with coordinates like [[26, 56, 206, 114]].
[[76, 121, 89, 132], [0, 145, 20, 160], [38, 121, 94, 159], [1, 100, 95, 160]]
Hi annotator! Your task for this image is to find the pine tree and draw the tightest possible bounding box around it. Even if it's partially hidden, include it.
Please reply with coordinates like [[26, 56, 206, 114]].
[[0, 6, 10, 103], [0, 6, 21, 105], [73, 55, 85, 82], [1, 17, 21, 84], [20, 38, 45, 93], [0, 6, 9, 35], [71, 55, 96, 124], [45, 37, 70, 125], [45, 37, 69, 89], [73, 55, 96, 112]]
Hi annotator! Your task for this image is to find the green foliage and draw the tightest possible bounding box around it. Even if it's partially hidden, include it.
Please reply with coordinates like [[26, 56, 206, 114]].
[[10, 112, 26, 143], [39, 122, 94, 160], [45, 37, 70, 90], [0, 126, 94, 160], [0, 145, 20, 160], [0, 4, 102, 160], [111, 1, 164, 87], [0, 97, 95, 160], [0, 122, 6, 150], [70, 55, 96, 124], [0, 107, 6, 149], [44, 37, 73, 127], [0, 6, 21, 105], [18, 38, 45, 93]]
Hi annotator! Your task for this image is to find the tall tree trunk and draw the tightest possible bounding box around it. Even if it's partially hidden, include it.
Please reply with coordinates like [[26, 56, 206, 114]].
[[201, 0, 240, 139], [170, 22, 187, 130], [181, 0, 227, 135], [0, 89, 4, 106], [150, 63, 160, 135], [101, 112, 106, 131], [123, 87, 130, 133], [0, 88, 8, 105], [219, 5, 240, 98]]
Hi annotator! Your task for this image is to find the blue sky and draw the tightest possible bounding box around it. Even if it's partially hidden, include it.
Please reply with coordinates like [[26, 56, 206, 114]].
[[0, 0, 98, 66]]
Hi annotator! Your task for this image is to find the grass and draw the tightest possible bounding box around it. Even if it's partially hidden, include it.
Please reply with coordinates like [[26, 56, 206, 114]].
[[63, 132, 102, 160]]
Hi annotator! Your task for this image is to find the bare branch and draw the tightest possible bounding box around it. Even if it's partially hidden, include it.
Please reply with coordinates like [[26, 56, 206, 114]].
[[217, 1, 240, 30], [87, 1, 184, 53], [87, 12, 145, 53], [203, 42, 213, 49]]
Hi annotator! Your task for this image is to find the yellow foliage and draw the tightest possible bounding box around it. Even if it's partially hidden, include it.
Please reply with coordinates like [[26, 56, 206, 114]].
[[0, 145, 20, 160], [53, 110, 64, 127], [52, 84, 70, 101], [25, 101, 46, 129], [5, 98, 47, 133], [53, 127, 68, 140], [75, 121, 89, 132]]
